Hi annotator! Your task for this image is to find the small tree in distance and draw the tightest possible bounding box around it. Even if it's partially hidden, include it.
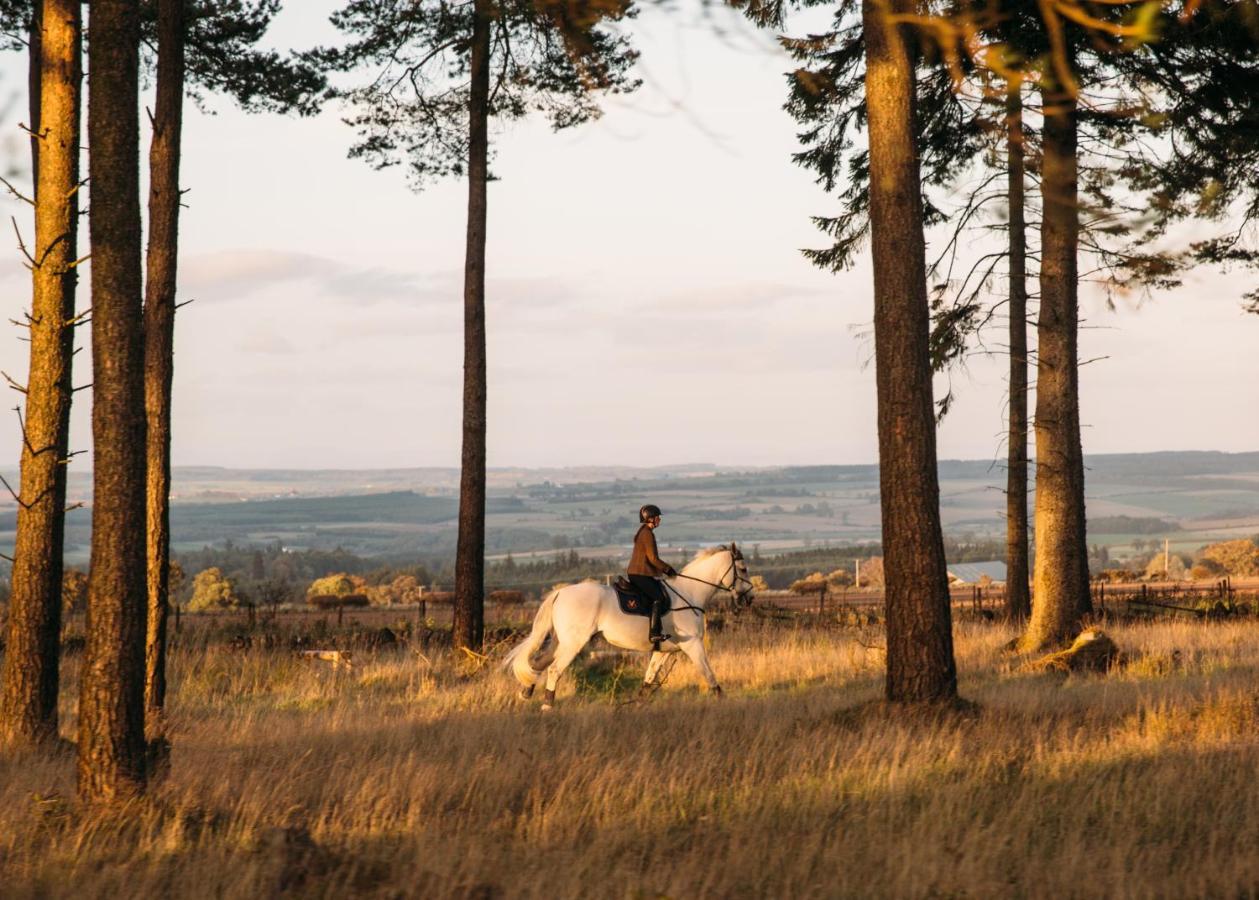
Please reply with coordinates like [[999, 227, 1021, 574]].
[[187, 567, 240, 612]]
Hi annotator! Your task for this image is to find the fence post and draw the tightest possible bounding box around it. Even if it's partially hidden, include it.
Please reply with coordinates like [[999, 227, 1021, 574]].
[[819, 582, 827, 615]]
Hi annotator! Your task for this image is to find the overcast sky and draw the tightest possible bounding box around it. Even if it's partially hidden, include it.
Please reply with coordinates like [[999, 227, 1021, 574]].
[[0, 1, 1255, 471]]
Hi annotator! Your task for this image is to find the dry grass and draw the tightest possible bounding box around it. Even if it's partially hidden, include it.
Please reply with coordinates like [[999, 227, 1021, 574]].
[[5, 617, 1259, 898]]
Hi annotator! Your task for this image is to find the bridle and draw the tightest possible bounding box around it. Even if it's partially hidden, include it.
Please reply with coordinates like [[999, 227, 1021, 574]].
[[668, 544, 755, 610]]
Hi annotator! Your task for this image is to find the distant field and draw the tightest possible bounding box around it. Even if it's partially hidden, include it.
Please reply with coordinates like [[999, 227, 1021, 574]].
[[3, 450, 1259, 564]]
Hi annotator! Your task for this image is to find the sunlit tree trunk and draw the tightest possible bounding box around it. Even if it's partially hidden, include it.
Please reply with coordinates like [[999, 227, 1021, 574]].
[[1020, 83, 1091, 652], [862, 0, 957, 703], [1005, 82, 1031, 624], [453, 0, 491, 652], [144, 0, 185, 729], [1, 0, 81, 747], [79, 0, 147, 801]]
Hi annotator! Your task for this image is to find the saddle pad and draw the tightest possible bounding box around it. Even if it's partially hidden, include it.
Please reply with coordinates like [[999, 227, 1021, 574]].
[[613, 583, 654, 618]]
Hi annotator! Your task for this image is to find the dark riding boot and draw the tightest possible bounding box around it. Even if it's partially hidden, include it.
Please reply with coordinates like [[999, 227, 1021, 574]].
[[649, 596, 669, 648]]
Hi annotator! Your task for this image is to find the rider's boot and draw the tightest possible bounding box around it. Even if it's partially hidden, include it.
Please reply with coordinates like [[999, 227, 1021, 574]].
[[649, 599, 670, 649]]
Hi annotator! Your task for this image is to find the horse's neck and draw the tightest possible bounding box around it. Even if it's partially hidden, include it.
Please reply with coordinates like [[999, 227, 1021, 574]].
[[675, 553, 728, 607]]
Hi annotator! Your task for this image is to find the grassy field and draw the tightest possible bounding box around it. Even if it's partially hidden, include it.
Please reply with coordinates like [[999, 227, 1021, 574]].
[[4, 616, 1259, 897]]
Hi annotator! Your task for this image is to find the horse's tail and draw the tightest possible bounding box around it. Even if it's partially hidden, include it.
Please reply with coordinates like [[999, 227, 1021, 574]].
[[504, 589, 560, 688]]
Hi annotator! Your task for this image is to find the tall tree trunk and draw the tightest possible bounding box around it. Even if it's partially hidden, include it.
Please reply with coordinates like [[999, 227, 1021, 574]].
[[143, 0, 185, 728], [862, 0, 957, 704], [1, 0, 81, 747], [1020, 84, 1091, 652], [27, 2, 42, 192], [453, 0, 491, 653], [1004, 82, 1031, 624], [79, 0, 147, 801]]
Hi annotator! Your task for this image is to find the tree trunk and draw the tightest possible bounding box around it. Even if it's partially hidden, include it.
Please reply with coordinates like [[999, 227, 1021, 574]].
[[143, 0, 185, 729], [79, 0, 147, 801], [27, 2, 42, 192], [453, 0, 491, 653], [1004, 82, 1031, 624], [0, 0, 81, 747], [1020, 84, 1091, 653], [862, 0, 957, 704]]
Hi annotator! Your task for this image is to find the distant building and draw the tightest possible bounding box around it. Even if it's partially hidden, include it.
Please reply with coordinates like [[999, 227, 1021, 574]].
[[947, 561, 1007, 585]]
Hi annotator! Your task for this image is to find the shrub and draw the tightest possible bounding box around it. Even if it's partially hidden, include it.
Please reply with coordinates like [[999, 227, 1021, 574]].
[[489, 590, 526, 604], [789, 573, 827, 594], [1199, 540, 1259, 577], [188, 567, 240, 612]]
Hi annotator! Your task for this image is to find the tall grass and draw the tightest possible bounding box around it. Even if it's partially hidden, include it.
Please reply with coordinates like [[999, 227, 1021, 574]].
[[4, 617, 1259, 897]]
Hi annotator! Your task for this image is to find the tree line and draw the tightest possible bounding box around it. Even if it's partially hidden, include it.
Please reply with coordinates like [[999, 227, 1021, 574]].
[[3, 0, 1259, 798]]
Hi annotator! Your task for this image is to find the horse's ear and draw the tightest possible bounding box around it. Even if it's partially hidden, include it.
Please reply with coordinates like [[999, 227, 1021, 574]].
[[730, 541, 739, 556]]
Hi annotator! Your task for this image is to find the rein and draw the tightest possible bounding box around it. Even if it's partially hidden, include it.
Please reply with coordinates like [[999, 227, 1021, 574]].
[[665, 551, 755, 612]]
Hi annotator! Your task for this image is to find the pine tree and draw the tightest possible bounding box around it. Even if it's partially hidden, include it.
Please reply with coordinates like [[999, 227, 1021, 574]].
[[861, 0, 957, 702], [0, 0, 81, 747], [79, 0, 147, 801], [320, 0, 639, 651], [141, 0, 325, 728]]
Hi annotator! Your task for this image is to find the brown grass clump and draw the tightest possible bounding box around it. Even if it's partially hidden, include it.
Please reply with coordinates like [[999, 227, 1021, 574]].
[[1025, 628, 1123, 673], [6, 619, 1259, 896]]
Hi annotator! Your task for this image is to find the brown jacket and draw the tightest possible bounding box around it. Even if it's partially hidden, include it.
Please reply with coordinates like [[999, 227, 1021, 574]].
[[628, 524, 672, 576]]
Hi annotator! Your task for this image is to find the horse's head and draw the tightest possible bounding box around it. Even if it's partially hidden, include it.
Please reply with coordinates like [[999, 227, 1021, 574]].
[[724, 542, 755, 608]]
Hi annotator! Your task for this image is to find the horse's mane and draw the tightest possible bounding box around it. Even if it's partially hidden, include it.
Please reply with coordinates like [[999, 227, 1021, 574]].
[[690, 545, 730, 563]]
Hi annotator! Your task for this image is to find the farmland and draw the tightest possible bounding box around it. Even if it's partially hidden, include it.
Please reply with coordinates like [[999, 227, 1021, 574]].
[[5, 450, 1259, 568]]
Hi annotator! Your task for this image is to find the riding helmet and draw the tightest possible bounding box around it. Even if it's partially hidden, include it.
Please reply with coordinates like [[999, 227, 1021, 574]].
[[639, 504, 662, 523]]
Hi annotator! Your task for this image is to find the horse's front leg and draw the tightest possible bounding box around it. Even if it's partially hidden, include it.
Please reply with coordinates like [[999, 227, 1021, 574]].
[[676, 637, 722, 697]]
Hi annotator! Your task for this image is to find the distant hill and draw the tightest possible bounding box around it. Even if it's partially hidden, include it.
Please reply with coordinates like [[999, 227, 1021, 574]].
[[1, 449, 1257, 564]]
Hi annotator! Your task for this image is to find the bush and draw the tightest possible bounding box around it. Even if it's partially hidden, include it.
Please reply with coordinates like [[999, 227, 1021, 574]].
[[307, 573, 358, 599], [789, 573, 827, 594], [1199, 540, 1259, 577], [188, 567, 240, 611]]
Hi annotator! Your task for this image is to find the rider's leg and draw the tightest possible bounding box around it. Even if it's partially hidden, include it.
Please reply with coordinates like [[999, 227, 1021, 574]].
[[649, 580, 671, 644]]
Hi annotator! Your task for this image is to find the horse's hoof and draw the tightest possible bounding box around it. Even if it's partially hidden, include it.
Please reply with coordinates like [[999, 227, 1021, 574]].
[[540, 704, 554, 713], [711, 685, 724, 698], [519, 685, 535, 700]]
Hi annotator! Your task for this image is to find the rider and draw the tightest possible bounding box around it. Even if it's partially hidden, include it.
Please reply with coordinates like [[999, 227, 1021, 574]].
[[628, 504, 677, 648]]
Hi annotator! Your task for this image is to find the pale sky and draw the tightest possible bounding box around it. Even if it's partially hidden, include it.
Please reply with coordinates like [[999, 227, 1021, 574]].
[[0, 2, 1255, 471]]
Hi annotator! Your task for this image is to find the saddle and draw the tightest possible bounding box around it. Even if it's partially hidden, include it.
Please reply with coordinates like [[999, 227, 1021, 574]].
[[612, 576, 655, 618]]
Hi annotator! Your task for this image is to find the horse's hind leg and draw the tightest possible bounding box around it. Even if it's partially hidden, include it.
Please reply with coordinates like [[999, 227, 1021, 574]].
[[541, 640, 584, 711]]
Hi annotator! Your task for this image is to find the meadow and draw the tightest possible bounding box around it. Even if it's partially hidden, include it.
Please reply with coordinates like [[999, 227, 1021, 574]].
[[4, 614, 1259, 897]]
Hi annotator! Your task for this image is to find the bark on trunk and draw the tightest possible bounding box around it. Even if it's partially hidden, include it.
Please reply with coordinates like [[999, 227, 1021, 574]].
[[143, 0, 185, 727], [79, 0, 147, 801], [27, 2, 42, 192], [452, 0, 491, 653], [862, 0, 957, 704], [1, 0, 81, 747], [1020, 85, 1091, 652], [1004, 83, 1031, 624]]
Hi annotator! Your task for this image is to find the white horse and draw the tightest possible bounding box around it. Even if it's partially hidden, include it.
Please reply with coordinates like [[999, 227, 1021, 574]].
[[504, 544, 755, 710]]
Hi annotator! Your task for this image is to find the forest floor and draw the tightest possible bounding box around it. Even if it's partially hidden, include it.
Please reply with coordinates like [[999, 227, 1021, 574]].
[[4, 614, 1259, 897]]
